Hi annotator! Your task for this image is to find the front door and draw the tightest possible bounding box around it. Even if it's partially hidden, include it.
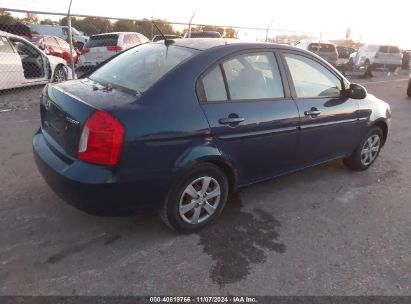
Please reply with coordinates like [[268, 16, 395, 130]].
[[198, 51, 300, 184], [281, 52, 361, 165]]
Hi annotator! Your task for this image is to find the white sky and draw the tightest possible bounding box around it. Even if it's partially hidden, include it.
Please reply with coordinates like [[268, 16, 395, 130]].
[[1, 0, 410, 48]]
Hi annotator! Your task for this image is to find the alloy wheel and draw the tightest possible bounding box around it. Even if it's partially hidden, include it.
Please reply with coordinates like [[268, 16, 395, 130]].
[[179, 176, 221, 225], [361, 134, 381, 166]]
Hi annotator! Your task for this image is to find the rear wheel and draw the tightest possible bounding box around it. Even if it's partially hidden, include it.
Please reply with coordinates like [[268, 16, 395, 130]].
[[160, 163, 229, 233], [53, 65, 67, 83], [343, 126, 383, 171]]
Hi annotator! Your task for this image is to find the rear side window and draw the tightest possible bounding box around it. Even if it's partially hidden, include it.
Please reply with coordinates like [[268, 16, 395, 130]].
[[284, 53, 341, 98], [85, 34, 119, 48], [379, 45, 400, 53], [89, 43, 199, 93], [202, 66, 227, 101], [0, 37, 14, 53], [222, 52, 284, 100], [308, 43, 336, 53]]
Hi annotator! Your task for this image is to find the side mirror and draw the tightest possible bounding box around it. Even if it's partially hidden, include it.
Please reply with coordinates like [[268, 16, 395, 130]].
[[347, 83, 367, 99]]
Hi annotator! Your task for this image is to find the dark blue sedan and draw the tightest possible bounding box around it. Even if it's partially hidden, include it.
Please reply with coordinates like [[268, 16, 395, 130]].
[[33, 39, 391, 232]]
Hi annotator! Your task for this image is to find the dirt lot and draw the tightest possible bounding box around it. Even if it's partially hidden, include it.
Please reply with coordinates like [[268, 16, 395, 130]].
[[0, 71, 410, 295]]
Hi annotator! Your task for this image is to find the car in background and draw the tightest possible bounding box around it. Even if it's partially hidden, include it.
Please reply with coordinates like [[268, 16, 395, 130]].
[[33, 39, 391, 232], [30, 35, 79, 65], [0, 22, 32, 40], [336, 46, 356, 59], [152, 34, 181, 42], [26, 23, 89, 49], [183, 31, 221, 38], [296, 40, 339, 66], [0, 31, 72, 90], [349, 44, 402, 71], [78, 32, 148, 71]]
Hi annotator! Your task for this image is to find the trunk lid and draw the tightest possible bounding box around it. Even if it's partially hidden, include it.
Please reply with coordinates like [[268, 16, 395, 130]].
[[41, 78, 136, 158]]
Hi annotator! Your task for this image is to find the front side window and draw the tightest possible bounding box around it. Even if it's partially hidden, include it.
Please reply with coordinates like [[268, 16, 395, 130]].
[[222, 52, 284, 100], [284, 53, 341, 98]]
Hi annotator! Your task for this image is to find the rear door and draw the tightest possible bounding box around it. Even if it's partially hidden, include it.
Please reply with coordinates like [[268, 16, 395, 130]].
[[281, 51, 361, 166], [0, 36, 25, 90], [198, 51, 300, 184], [378, 45, 402, 66]]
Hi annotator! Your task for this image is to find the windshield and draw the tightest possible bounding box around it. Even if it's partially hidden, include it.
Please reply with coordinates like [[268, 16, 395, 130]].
[[89, 43, 199, 93]]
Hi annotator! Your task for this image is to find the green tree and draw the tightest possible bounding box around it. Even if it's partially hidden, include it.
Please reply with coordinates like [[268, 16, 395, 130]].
[[112, 20, 137, 32], [0, 10, 18, 25], [23, 13, 39, 23]]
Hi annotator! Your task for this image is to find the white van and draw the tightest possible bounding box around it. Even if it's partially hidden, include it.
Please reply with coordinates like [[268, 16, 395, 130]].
[[26, 24, 89, 48]]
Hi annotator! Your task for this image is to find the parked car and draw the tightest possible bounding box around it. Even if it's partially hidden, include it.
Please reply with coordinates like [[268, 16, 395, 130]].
[[33, 39, 391, 232], [349, 44, 402, 71], [183, 31, 222, 38], [78, 32, 148, 70], [336, 45, 356, 59], [26, 23, 89, 49], [296, 40, 339, 66], [0, 31, 72, 90], [30, 35, 79, 65], [152, 34, 181, 42]]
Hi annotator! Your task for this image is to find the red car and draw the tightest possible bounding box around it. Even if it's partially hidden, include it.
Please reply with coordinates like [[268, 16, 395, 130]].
[[31, 35, 79, 65]]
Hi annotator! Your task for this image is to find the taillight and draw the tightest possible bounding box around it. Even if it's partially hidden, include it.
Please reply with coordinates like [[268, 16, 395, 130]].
[[81, 48, 90, 54], [375, 52, 380, 58], [106, 45, 122, 51], [78, 111, 125, 165]]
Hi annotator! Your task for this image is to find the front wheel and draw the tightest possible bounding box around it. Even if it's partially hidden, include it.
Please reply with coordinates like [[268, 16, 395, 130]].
[[343, 126, 383, 171], [407, 80, 411, 98], [160, 163, 229, 233]]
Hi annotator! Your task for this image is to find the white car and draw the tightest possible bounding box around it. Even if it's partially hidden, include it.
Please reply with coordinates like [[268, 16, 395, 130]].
[[26, 23, 89, 48], [0, 31, 73, 91], [349, 44, 402, 71], [78, 32, 148, 70]]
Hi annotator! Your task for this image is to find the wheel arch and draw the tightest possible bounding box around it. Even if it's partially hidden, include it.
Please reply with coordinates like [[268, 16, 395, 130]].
[[174, 145, 239, 193], [371, 119, 388, 145]]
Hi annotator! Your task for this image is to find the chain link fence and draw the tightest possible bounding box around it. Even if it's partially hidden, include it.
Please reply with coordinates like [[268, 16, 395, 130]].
[[2, 5, 401, 107]]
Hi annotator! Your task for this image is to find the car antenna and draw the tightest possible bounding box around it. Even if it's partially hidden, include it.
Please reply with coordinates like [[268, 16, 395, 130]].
[[151, 21, 174, 46]]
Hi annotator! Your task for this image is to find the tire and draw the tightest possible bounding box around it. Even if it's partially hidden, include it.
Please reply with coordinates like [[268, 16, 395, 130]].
[[53, 65, 67, 83], [407, 80, 411, 98], [343, 126, 384, 171], [160, 163, 229, 233]]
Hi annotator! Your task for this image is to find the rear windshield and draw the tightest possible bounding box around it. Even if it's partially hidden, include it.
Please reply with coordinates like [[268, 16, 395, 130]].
[[379, 45, 400, 53], [308, 43, 336, 52], [89, 43, 199, 94], [85, 34, 119, 48]]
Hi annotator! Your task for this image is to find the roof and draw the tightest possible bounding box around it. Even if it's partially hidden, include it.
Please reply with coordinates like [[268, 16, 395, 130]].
[[168, 38, 302, 53], [90, 32, 141, 37]]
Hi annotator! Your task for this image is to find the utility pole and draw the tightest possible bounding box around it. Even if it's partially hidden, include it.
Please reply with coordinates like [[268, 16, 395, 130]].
[[67, 0, 75, 79], [265, 20, 274, 42]]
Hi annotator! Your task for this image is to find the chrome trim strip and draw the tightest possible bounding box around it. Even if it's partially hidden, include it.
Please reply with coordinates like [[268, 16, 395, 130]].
[[300, 118, 358, 130]]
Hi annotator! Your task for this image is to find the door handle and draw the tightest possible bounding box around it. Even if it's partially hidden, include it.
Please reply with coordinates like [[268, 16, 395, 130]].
[[304, 108, 322, 117], [219, 117, 245, 125]]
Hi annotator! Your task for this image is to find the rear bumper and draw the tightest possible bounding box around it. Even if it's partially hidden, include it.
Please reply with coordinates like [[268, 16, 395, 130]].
[[33, 129, 168, 216]]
